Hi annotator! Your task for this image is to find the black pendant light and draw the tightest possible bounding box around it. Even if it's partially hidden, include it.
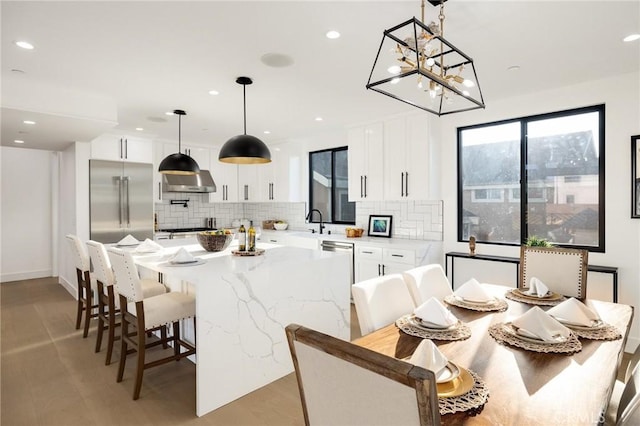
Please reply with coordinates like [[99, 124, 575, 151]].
[[218, 77, 271, 164], [158, 109, 200, 175]]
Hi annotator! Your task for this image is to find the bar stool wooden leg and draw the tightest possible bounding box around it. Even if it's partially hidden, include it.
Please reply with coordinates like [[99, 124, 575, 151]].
[[105, 286, 118, 365], [82, 270, 92, 338], [117, 300, 129, 384], [95, 281, 105, 353], [133, 305, 146, 400], [75, 269, 84, 329]]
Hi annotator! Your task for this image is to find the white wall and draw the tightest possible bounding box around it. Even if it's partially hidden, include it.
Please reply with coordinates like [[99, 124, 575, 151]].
[[438, 71, 640, 347], [1, 147, 55, 282]]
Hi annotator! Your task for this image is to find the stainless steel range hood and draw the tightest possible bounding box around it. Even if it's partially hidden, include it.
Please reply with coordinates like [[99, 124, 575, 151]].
[[162, 170, 216, 193]]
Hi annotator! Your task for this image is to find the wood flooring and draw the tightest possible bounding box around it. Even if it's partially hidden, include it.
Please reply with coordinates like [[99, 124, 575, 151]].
[[1, 277, 362, 426]]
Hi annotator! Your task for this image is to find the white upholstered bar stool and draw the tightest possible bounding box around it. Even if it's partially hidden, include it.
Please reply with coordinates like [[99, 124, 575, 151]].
[[107, 247, 196, 400], [86, 240, 166, 365], [402, 264, 454, 306], [65, 234, 98, 338], [352, 273, 416, 336]]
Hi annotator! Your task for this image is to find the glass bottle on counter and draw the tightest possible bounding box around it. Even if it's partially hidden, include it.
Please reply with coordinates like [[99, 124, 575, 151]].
[[238, 223, 246, 251], [248, 221, 256, 252]]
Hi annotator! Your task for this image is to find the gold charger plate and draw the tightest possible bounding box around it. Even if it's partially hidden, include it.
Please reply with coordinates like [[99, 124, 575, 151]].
[[437, 366, 474, 398], [512, 288, 563, 301], [232, 248, 265, 256], [407, 315, 459, 331]]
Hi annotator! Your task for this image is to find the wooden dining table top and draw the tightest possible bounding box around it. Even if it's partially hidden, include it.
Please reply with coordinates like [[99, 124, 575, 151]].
[[354, 284, 634, 426]]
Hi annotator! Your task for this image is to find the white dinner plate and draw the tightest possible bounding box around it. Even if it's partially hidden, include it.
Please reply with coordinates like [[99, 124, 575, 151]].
[[454, 295, 496, 305], [117, 242, 139, 247], [436, 362, 461, 383], [165, 258, 205, 267], [554, 317, 605, 330], [503, 323, 568, 345], [409, 315, 458, 331]]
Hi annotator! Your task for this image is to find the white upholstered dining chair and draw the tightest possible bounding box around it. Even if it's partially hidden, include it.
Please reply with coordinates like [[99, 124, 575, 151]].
[[86, 240, 166, 365], [286, 323, 441, 426], [65, 234, 98, 338], [402, 264, 453, 306], [519, 246, 588, 299], [107, 247, 196, 400], [352, 273, 415, 336]]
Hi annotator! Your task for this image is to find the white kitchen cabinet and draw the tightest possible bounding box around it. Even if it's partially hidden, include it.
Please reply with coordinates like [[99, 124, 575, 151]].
[[237, 164, 259, 201], [355, 245, 416, 282], [347, 123, 384, 201], [209, 147, 238, 202], [383, 114, 430, 200], [163, 143, 211, 172], [91, 134, 153, 163], [256, 143, 301, 202]]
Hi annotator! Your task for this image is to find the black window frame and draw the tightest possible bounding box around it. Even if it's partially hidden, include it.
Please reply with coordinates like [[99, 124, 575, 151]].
[[457, 104, 606, 252], [308, 146, 355, 225]]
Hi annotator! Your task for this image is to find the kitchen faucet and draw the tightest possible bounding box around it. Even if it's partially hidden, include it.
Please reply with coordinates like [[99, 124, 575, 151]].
[[305, 209, 325, 234]]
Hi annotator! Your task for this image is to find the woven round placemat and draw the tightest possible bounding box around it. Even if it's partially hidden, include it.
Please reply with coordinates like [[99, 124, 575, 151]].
[[488, 323, 582, 354], [444, 295, 508, 312], [439, 369, 490, 415], [568, 324, 622, 341], [396, 315, 471, 341], [504, 289, 567, 306]]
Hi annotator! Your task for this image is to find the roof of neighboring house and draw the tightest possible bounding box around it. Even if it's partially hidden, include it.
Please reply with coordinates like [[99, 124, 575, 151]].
[[462, 130, 599, 186]]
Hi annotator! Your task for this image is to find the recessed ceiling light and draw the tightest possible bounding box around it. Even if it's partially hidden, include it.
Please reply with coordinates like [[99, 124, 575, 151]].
[[326, 30, 341, 39], [165, 111, 174, 115], [264, 130, 271, 134], [11, 69, 25, 74], [624, 34, 640, 42], [23, 120, 36, 125], [14, 140, 25, 144], [208, 90, 219, 95], [15, 40, 34, 50], [260, 53, 295, 68], [135, 127, 144, 131], [315, 117, 323, 122], [507, 65, 521, 71]]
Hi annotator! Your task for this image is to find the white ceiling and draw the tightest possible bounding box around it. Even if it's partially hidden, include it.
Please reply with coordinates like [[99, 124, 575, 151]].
[[2, 1, 639, 152]]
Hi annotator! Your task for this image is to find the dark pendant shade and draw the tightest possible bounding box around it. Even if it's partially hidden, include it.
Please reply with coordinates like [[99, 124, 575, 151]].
[[218, 76, 271, 164], [218, 134, 271, 164], [158, 152, 200, 175], [158, 109, 200, 175]]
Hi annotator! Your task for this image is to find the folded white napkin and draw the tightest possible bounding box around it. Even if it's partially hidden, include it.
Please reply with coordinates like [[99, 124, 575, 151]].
[[511, 306, 571, 342], [454, 278, 492, 303], [408, 340, 448, 375], [117, 234, 139, 246], [546, 298, 600, 327], [414, 297, 458, 328], [525, 277, 550, 297], [170, 247, 195, 263], [135, 238, 163, 253]]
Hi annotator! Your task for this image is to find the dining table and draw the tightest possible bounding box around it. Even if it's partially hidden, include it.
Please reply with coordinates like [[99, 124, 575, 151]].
[[354, 284, 634, 425]]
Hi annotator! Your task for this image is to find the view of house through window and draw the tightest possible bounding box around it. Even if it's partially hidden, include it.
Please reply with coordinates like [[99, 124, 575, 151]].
[[309, 147, 355, 224], [458, 105, 604, 251]]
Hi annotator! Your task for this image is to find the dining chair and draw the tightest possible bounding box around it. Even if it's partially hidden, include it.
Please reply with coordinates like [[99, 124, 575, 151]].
[[613, 364, 640, 425], [86, 240, 166, 365], [107, 247, 196, 400], [352, 273, 416, 336], [286, 323, 441, 426], [65, 234, 98, 338], [606, 344, 640, 424], [519, 246, 588, 299], [402, 264, 454, 306]]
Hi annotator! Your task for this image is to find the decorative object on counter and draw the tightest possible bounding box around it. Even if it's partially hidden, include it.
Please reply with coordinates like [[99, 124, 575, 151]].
[[273, 221, 288, 231], [345, 227, 364, 238], [262, 220, 275, 230], [248, 221, 256, 251], [468, 235, 476, 255], [367, 215, 392, 237], [197, 231, 233, 252], [238, 223, 246, 251], [232, 248, 265, 256], [218, 77, 271, 164], [366, 0, 484, 116], [158, 109, 200, 175]]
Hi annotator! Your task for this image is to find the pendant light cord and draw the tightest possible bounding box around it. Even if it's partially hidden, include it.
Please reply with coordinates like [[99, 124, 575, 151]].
[[243, 84, 247, 135], [178, 113, 182, 152]]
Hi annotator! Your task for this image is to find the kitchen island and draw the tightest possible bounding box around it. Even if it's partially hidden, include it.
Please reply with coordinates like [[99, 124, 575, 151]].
[[133, 238, 350, 416]]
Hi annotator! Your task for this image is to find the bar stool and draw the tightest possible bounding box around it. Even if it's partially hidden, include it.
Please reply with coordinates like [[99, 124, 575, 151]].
[[107, 247, 196, 400], [65, 234, 98, 338], [86, 240, 167, 365]]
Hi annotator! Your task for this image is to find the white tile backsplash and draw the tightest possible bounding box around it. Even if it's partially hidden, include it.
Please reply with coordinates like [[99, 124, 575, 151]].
[[156, 194, 443, 241]]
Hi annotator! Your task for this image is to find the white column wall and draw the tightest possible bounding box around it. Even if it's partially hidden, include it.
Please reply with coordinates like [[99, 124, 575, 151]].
[[438, 71, 640, 348]]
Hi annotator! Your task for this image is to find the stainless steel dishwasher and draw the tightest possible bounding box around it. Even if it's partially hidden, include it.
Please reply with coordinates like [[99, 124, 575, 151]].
[[320, 240, 354, 285]]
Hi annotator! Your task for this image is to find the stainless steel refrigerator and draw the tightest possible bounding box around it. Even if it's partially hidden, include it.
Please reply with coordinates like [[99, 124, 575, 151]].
[[89, 159, 154, 243]]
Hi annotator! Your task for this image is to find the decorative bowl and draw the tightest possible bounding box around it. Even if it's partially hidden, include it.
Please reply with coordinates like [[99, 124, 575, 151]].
[[274, 222, 288, 231], [345, 227, 364, 238], [197, 232, 233, 252]]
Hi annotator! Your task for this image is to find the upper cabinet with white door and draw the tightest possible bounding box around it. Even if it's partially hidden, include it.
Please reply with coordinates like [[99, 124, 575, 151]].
[[91, 133, 153, 163], [383, 114, 430, 201], [256, 142, 304, 202], [209, 147, 238, 202], [347, 122, 384, 201]]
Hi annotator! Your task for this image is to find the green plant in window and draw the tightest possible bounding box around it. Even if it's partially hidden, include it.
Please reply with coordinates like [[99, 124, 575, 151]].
[[525, 236, 553, 247]]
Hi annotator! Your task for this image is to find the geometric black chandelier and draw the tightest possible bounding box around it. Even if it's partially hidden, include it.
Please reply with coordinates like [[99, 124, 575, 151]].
[[366, 0, 485, 116]]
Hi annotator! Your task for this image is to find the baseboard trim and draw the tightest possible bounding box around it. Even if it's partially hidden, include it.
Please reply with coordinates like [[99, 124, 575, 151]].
[[58, 276, 77, 298], [1, 269, 53, 283]]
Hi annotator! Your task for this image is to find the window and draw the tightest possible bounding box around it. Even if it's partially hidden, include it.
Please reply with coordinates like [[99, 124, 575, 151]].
[[309, 147, 355, 224], [458, 104, 605, 251]]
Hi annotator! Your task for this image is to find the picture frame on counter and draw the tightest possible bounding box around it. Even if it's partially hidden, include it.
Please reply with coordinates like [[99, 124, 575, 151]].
[[368, 215, 392, 238]]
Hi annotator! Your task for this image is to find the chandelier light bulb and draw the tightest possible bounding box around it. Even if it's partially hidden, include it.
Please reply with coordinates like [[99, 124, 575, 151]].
[[462, 90, 470, 96], [387, 65, 401, 75], [463, 79, 475, 88], [390, 77, 401, 85], [426, 58, 435, 67]]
